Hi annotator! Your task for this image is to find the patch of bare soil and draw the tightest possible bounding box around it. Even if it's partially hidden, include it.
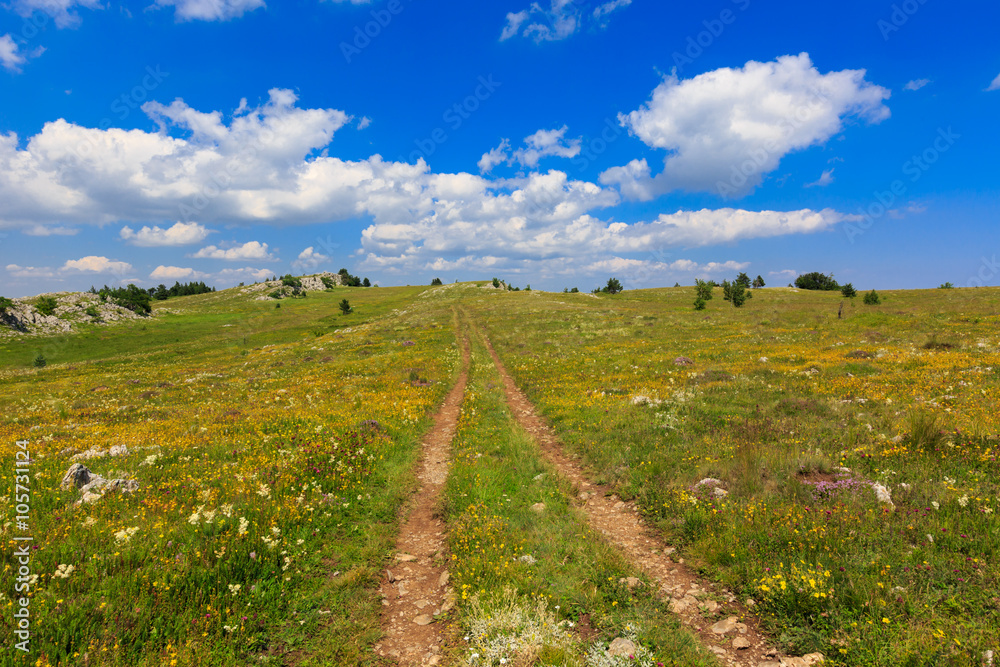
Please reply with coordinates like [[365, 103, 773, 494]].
[[482, 333, 824, 667], [374, 339, 470, 666]]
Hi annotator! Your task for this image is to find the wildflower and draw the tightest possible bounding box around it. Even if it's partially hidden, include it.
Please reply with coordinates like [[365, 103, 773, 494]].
[[228, 584, 242, 595], [54, 564, 75, 579], [238, 517, 249, 535], [958, 495, 969, 508], [257, 483, 271, 498]]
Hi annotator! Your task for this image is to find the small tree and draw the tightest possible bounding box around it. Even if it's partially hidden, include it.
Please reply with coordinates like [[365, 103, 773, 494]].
[[339, 298, 352, 315], [604, 277, 623, 294], [492, 277, 501, 288], [795, 272, 840, 291], [693, 297, 707, 311], [752, 275, 765, 289], [673, 282, 680, 288], [694, 279, 714, 301], [841, 283, 857, 298], [362, 277, 371, 287], [731, 281, 749, 307], [939, 282, 954, 289], [430, 277, 443, 286], [863, 289, 881, 305], [33, 353, 47, 368], [735, 272, 752, 289]]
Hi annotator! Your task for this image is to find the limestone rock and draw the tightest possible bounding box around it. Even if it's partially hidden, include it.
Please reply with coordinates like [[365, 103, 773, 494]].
[[61, 463, 95, 490], [607, 638, 637, 658], [413, 615, 433, 626], [530, 502, 546, 513], [732, 636, 751, 650], [710, 616, 739, 635]]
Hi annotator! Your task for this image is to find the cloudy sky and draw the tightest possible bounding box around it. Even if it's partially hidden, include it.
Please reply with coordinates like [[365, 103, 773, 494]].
[[0, 0, 998, 296]]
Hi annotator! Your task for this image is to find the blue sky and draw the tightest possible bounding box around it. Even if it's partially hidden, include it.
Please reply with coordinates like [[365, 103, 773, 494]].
[[0, 0, 998, 297]]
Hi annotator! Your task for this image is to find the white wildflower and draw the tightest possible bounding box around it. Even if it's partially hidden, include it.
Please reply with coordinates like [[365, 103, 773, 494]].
[[958, 495, 969, 508], [257, 483, 271, 498], [54, 564, 75, 579], [228, 584, 242, 595], [220, 503, 234, 518], [114, 526, 139, 544], [238, 516, 249, 535]]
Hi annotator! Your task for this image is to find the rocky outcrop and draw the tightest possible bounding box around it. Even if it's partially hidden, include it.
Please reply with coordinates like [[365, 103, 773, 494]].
[[60, 463, 139, 504], [0, 292, 145, 339]]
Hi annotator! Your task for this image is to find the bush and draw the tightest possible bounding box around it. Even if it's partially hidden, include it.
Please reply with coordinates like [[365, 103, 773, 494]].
[[863, 289, 881, 305], [281, 274, 302, 288], [795, 272, 840, 291], [752, 275, 765, 288], [0, 296, 14, 312], [694, 279, 714, 301], [603, 277, 623, 294], [339, 299, 352, 315], [362, 278, 371, 287], [84, 305, 100, 319], [268, 290, 283, 300], [33, 353, 47, 368], [321, 276, 336, 290], [841, 283, 857, 298], [693, 297, 707, 311], [337, 268, 362, 287], [96, 285, 151, 315], [939, 282, 954, 289], [492, 277, 501, 288], [35, 296, 58, 316], [430, 277, 443, 286]]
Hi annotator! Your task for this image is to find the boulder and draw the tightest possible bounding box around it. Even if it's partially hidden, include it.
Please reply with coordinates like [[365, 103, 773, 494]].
[[607, 638, 637, 658]]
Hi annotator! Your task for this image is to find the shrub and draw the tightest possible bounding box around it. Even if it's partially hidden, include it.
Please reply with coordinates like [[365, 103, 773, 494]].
[[362, 277, 371, 287], [35, 296, 58, 316], [752, 275, 765, 288], [430, 277, 443, 286], [281, 274, 302, 288], [337, 268, 362, 287], [603, 277, 623, 294], [795, 272, 840, 291], [269, 290, 283, 300], [693, 297, 707, 311], [339, 299, 352, 315], [0, 296, 14, 312], [96, 285, 151, 315], [863, 289, 881, 305], [939, 282, 954, 289], [492, 277, 501, 288], [321, 276, 336, 290], [84, 305, 100, 319], [33, 353, 47, 368], [841, 283, 857, 298], [694, 279, 714, 301]]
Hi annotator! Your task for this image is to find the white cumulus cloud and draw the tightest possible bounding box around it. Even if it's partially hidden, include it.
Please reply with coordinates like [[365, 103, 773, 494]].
[[150, 265, 209, 281], [6, 264, 57, 279], [10, 0, 102, 28], [479, 126, 581, 173], [500, 0, 629, 42], [805, 168, 835, 188], [192, 241, 275, 261], [61, 256, 133, 275], [987, 73, 1000, 92], [120, 222, 212, 246], [154, 0, 265, 21], [601, 53, 890, 199], [0, 35, 26, 72], [291, 246, 330, 271]]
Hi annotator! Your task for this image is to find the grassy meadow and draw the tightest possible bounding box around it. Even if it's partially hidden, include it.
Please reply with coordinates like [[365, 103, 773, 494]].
[[0, 285, 459, 665], [1, 281, 998, 666], [466, 285, 1000, 665]]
